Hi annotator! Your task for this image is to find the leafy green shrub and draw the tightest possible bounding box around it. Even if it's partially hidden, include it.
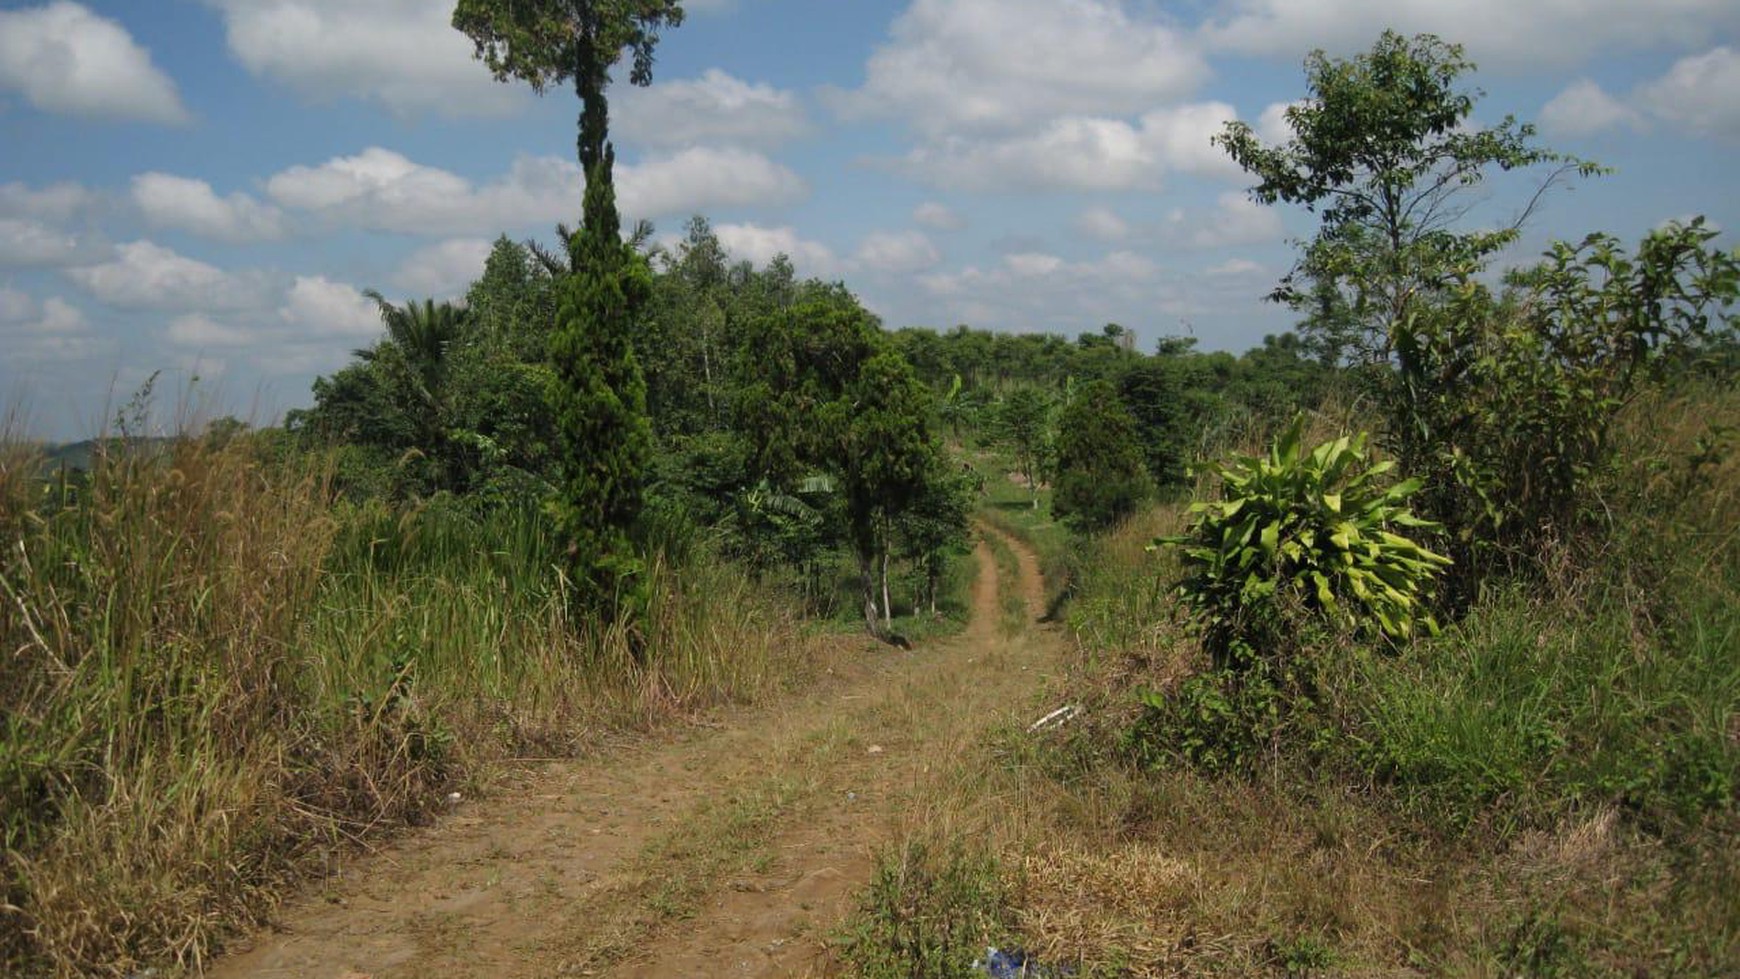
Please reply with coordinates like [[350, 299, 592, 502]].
[[1160, 415, 1450, 671], [1050, 379, 1152, 533], [1384, 219, 1739, 589]]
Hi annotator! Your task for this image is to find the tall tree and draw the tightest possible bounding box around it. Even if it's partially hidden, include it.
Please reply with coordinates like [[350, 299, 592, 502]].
[[452, 0, 683, 617], [997, 387, 1051, 509], [1214, 31, 1598, 366], [1051, 380, 1151, 533]]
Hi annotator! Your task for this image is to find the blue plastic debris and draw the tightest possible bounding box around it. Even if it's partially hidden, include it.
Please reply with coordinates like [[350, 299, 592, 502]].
[[973, 946, 1068, 978]]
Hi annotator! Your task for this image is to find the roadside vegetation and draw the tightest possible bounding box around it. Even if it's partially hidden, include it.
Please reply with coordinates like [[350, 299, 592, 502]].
[[2, 12, 1734, 977], [843, 30, 1739, 979]]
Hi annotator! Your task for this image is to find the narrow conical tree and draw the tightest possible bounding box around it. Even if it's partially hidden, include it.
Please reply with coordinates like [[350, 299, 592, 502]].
[[453, 0, 682, 617]]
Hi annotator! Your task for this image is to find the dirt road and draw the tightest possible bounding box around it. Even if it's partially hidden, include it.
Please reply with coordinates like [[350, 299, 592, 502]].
[[209, 524, 1060, 978]]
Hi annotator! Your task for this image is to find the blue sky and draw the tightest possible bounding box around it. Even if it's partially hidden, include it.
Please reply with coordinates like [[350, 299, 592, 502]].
[[1, 0, 1736, 440]]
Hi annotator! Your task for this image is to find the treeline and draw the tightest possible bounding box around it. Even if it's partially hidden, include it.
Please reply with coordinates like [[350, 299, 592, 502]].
[[283, 215, 1336, 629]]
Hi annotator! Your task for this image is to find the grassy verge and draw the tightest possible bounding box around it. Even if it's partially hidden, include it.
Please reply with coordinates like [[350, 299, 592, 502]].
[[1018, 383, 1740, 975], [846, 384, 1739, 976], [0, 434, 817, 976]]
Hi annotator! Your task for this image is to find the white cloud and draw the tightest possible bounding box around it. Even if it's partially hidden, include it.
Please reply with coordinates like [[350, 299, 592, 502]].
[[0, 294, 99, 363], [854, 230, 941, 275], [1166, 192, 1285, 249], [902, 118, 1160, 192], [0, 2, 189, 124], [619, 147, 809, 220], [896, 102, 1239, 192], [1004, 252, 1065, 277], [0, 180, 100, 222], [1254, 101, 1300, 145], [1206, 258, 1265, 277], [1636, 46, 1740, 141], [65, 240, 265, 311], [1201, 0, 1740, 70], [1540, 80, 1646, 138], [1139, 102, 1244, 178], [266, 146, 804, 235], [617, 69, 808, 149], [166, 313, 258, 348], [279, 275, 381, 338], [0, 217, 99, 267], [0, 285, 33, 322], [915, 247, 1200, 337], [1076, 207, 1132, 242], [202, 0, 517, 115], [713, 223, 839, 278], [833, 0, 1205, 137], [393, 238, 493, 299], [132, 173, 286, 242], [913, 201, 966, 232]]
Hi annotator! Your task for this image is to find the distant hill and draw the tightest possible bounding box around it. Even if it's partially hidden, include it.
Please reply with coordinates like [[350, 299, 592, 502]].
[[36, 437, 177, 476]]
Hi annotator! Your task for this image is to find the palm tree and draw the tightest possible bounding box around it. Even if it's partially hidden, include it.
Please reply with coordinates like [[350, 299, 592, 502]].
[[355, 293, 474, 492], [356, 292, 471, 411]]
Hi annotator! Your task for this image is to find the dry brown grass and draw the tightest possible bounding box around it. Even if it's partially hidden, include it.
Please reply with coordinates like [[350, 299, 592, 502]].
[[0, 432, 820, 976]]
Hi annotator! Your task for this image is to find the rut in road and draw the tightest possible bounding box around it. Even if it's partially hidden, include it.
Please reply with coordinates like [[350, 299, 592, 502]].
[[211, 523, 1061, 978]]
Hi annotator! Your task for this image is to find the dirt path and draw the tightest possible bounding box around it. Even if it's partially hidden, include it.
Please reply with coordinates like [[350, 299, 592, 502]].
[[210, 524, 1061, 978]]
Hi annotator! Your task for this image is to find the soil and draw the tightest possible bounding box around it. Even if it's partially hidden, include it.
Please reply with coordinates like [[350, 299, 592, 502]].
[[207, 523, 1059, 979]]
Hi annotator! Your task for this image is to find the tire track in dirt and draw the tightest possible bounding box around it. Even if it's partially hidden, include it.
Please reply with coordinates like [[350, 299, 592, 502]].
[[209, 523, 1060, 978]]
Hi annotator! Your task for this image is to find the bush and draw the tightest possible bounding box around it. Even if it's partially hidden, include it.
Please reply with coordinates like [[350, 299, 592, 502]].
[[1160, 415, 1449, 672]]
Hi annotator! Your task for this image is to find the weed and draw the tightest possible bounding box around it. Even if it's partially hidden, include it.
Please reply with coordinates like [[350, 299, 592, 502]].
[[839, 836, 1013, 979]]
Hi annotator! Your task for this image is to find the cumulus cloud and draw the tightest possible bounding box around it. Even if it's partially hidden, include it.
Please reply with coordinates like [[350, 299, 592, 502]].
[[0, 217, 100, 267], [713, 223, 839, 278], [913, 202, 966, 232], [0, 292, 100, 363], [202, 0, 516, 115], [0, 2, 189, 123], [278, 275, 381, 338], [1535, 48, 1740, 142], [619, 147, 809, 220], [1636, 46, 1740, 141], [1201, 0, 1740, 70], [0, 180, 101, 222], [166, 313, 258, 348], [617, 69, 809, 149], [854, 230, 941, 275], [914, 248, 1199, 337], [266, 146, 805, 235], [1166, 192, 1285, 249], [896, 102, 1240, 192], [132, 173, 287, 242], [393, 238, 493, 299], [1076, 207, 1132, 242], [1539, 79, 1646, 138], [64, 240, 267, 311], [832, 0, 1204, 137]]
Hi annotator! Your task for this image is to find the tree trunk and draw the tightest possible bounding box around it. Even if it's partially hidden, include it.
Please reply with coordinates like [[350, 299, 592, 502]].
[[880, 546, 892, 629], [858, 551, 880, 637]]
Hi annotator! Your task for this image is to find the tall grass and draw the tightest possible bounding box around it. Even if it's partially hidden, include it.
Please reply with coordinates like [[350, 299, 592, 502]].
[[0, 433, 813, 976]]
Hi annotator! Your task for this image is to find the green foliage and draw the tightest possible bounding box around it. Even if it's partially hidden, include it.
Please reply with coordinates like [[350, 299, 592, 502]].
[[995, 386, 1051, 508], [1385, 219, 1740, 584], [839, 838, 1012, 979], [1161, 415, 1450, 671], [1216, 30, 1597, 365], [545, 225, 654, 617], [452, 0, 684, 94], [1050, 380, 1151, 533], [1344, 573, 1740, 832], [455, 0, 686, 621]]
